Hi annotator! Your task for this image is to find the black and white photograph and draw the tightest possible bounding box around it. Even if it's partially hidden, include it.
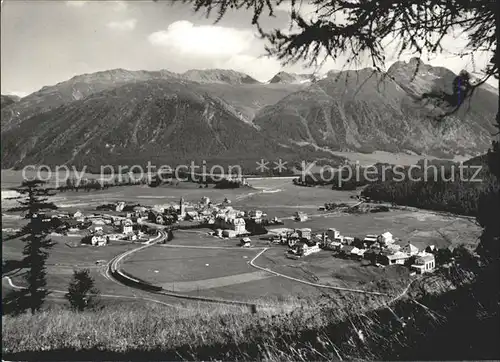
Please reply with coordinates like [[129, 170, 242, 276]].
[[1, 0, 499, 360]]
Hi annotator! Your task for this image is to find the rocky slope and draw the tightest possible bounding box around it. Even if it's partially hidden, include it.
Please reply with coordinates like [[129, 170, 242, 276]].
[[254, 59, 497, 157], [1, 95, 20, 109], [0, 79, 335, 171], [1, 59, 497, 169], [182, 69, 260, 85], [268, 71, 316, 84], [1, 69, 302, 131]]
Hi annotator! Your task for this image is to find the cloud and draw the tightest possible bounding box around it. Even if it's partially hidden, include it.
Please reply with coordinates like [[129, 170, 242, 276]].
[[148, 20, 283, 82], [65, 1, 87, 7], [107, 19, 137, 31], [148, 21, 255, 58]]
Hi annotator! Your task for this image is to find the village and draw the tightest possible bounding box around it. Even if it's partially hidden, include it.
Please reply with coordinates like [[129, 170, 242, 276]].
[[31, 192, 445, 280]]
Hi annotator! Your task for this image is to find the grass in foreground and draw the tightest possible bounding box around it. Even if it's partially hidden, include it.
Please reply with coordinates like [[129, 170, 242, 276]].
[[3, 267, 499, 361]]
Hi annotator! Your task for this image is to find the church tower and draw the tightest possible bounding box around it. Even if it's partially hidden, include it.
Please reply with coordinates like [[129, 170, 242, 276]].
[[179, 197, 186, 220]]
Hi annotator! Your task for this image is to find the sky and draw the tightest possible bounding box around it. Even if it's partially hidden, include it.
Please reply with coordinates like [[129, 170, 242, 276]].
[[1, 0, 496, 97]]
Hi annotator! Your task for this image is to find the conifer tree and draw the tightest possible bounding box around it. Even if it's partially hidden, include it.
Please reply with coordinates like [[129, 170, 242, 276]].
[[7, 179, 58, 313]]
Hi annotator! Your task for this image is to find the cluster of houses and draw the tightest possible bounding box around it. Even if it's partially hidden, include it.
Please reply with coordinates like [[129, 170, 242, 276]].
[[29, 207, 152, 247], [268, 226, 436, 274], [325, 229, 436, 274], [83, 216, 148, 246], [145, 196, 279, 238]]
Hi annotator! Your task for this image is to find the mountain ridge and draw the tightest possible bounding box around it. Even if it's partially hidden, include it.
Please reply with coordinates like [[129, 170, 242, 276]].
[[1, 59, 497, 169]]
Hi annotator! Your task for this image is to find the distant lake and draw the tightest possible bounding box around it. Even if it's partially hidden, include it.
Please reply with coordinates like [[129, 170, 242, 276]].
[[1, 170, 101, 190]]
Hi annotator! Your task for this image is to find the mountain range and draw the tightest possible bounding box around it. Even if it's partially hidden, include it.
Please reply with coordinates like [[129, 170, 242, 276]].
[[1, 59, 498, 171]]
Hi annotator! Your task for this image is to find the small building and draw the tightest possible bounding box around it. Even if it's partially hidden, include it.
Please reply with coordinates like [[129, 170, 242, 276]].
[[343, 236, 355, 245], [351, 247, 367, 259], [115, 202, 126, 212], [296, 242, 321, 256], [215, 216, 246, 235], [340, 245, 356, 257], [297, 228, 312, 240], [288, 237, 298, 248], [185, 211, 200, 221], [91, 234, 108, 246], [107, 234, 123, 241], [381, 251, 410, 266], [378, 231, 394, 245], [411, 254, 435, 274], [327, 228, 340, 241], [215, 228, 223, 237], [240, 237, 251, 247], [73, 210, 84, 219], [222, 229, 238, 238], [249, 210, 263, 220], [122, 223, 134, 235], [269, 228, 293, 237], [386, 243, 402, 253], [294, 212, 308, 222], [402, 243, 419, 256], [325, 241, 342, 251], [425, 245, 436, 253], [90, 226, 103, 234], [363, 234, 378, 246]]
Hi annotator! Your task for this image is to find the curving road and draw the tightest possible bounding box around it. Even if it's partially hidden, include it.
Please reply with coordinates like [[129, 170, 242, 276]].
[[2, 230, 185, 309], [249, 248, 389, 296]]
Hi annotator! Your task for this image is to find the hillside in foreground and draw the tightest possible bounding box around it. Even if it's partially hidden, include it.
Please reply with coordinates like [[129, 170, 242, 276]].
[[3, 263, 499, 360]]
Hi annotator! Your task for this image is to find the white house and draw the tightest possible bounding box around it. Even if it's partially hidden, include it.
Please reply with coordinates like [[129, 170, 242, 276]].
[[343, 236, 355, 245], [73, 210, 84, 219], [91, 234, 107, 246], [222, 229, 238, 238], [351, 247, 367, 258], [249, 210, 263, 219], [386, 243, 402, 253], [240, 237, 251, 247], [115, 202, 126, 212], [378, 231, 394, 245], [215, 216, 246, 235], [383, 251, 410, 265], [90, 226, 103, 234], [297, 228, 312, 240], [107, 234, 123, 241], [294, 212, 308, 222], [411, 254, 435, 274], [185, 211, 200, 221], [122, 224, 134, 235], [298, 242, 321, 256], [328, 228, 341, 241]]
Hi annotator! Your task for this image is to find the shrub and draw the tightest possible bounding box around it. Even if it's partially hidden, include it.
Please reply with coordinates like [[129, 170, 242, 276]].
[[65, 269, 100, 312]]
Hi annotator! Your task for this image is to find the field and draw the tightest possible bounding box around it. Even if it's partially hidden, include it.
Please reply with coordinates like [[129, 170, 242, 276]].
[[2, 172, 481, 308]]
